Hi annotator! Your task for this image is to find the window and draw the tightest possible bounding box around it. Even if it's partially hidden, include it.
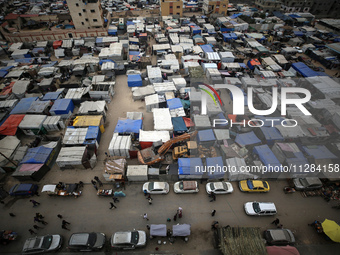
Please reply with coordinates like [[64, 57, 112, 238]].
[[91, 9, 95, 13], [176, 5, 180, 8], [85, 18, 89, 21], [216, 5, 219, 8], [93, 19, 98, 22], [223, 5, 226, 7], [170, 6, 173, 8], [79, 13, 82, 16], [83, 9, 86, 12], [81, 22, 84, 25], [76, 3, 79, 7]]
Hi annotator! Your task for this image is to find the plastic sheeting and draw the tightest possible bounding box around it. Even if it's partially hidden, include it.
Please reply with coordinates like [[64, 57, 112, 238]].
[[20, 145, 53, 164], [150, 224, 167, 237], [42, 91, 63, 101], [50, 99, 74, 116], [302, 145, 337, 159], [235, 131, 261, 147], [259, 127, 284, 145], [10, 97, 38, 115], [0, 114, 24, 135], [153, 108, 173, 131], [73, 116, 104, 133], [197, 129, 216, 143], [206, 157, 225, 179], [127, 74, 143, 87], [291, 62, 318, 77], [114, 119, 143, 135], [178, 158, 203, 175], [172, 117, 187, 133], [167, 98, 182, 110], [172, 224, 191, 236], [253, 145, 282, 170]]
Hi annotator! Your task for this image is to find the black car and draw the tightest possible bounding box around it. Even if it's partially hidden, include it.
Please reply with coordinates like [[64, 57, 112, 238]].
[[68, 232, 105, 251]]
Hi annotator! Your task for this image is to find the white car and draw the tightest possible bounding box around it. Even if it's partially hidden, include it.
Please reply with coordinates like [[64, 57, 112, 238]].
[[143, 182, 169, 194], [22, 235, 62, 254], [293, 46, 303, 53], [174, 181, 199, 194], [111, 230, 146, 249], [205, 182, 233, 194], [244, 202, 277, 216]]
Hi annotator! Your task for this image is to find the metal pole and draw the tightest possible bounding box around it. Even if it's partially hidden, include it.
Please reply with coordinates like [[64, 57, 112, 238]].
[[0, 151, 18, 167]]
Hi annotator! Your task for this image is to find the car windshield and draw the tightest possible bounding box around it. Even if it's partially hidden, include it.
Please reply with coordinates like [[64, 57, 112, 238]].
[[41, 235, 52, 249], [222, 182, 228, 190], [179, 182, 184, 190], [210, 183, 215, 190], [88, 233, 97, 247], [252, 202, 261, 213], [263, 182, 268, 188], [148, 183, 154, 190], [300, 178, 309, 187], [131, 231, 139, 245], [247, 180, 254, 189]]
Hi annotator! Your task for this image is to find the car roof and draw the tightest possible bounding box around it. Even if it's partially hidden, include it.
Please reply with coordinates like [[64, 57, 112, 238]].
[[69, 233, 89, 245], [113, 232, 131, 244], [304, 177, 322, 186], [23, 236, 42, 250], [182, 181, 197, 190], [252, 180, 265, 188], [258, 202, 276, 210], [213, 182, 225, 190], [153, 182, 166, 189], [16, 183, 33, 191], [269, 229, 289, 240]]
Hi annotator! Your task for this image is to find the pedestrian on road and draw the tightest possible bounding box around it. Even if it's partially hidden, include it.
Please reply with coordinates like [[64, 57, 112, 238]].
[[33, 217, 41, 223], [148, 197, 153, 205], [277, 224, 283, 229], [271, 218, 280, 226], [112, 197, 119, 203], [210, 193, 216, 202], [62, 220, 70, 225], [34, 190, 39, 196], [40, 220, 48, 225], [109, 202, 116, 209], [36, 213, 44, 219], [33, 225, 43, 230], [147, 194, 151, 199], [143, 213, 149, 221], [9, 213, 15, 217], [146, 224, 150, 230], [29, 229, 36, 235], [178, 207, 183, 218], [91, 180, 98, 190], [167, 218, 171, 222], [94, 176, 103, 187], [62, 224, 70, 231], [173, 213, 177, 221], [57, 214, 63, 219], [211, 210, 216, 217], [143, 189, 148, 196], [30, 200, 40, 207]]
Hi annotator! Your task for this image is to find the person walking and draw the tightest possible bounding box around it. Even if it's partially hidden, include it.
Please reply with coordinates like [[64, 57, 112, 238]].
[[57, 214, 63, 219], [210, 192, 216, 202], [33, 225, 43, 230], [143, 213, 149, 221], [9, 213, 15, 217], [178, 207, 183, 218], [29, 229, 36, 235], [30, 200, 40, 207], [91, 180, 98, 190], [143, 189, 148, 196], [271, 218, 280, 226], [109, 202, 116, 209], [147, 194, 152, 200], [112, 197, 119, 203], [94, 176, 103, 187], [36, 213, 44, 219], [62, 220, 70, 225], [148, 197, 153, 205], [40, 220, 48, 225], [62, 224, 70, 231], [211, 210, 216, 217], [173, 213, 177, 221], [33, 217, 41, 223]]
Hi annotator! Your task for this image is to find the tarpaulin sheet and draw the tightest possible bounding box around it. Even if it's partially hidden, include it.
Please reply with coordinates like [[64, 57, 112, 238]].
[[20, 145, 53, 164], [172, 117, 187, 133], [84, 126, 101, 145], [260, 127, 284, 144], [235, 131, 261, 147], [32, 47, 44, 54], [10, 97, 38, 115], [27, 101, 51, 114], [206, 157, 225, 179], [99, 59, 115, 65], [200, 44, 214, 53], [127, 74, 142, 87], [18, 163, 43, 172], [180, 100, 190, 109], [291, 62, 319, 77], [50, 99, 74, 115], [253, 144, 282, 170], [42, 91, 63, 101], [178, 158, 203, 175], [129, 51, 140, 55], [114, 119, 143, 134], [14, 58, 34, 63], [167, 98, 182, 110], [197, 129, 216, 143], [0, 114, 25, 135], [73, 116, 104, 129], [294, 31, 304, 36], [0, 70, 8, 78], [150, 224, 167, 236], [302, 145, 337, 159], [172, 224, 191, 236], [41, 61, 58, 67], [183, 117, 194, 127]]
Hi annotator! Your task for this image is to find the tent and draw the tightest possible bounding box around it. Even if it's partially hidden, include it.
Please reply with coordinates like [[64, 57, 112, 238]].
[[253, 145, 282, 177], [150, 224, 167, 237], [127, 74, 143, 87], [235, 131, 261, 147], [291, 62, 318, 77], [167, 98, 182, 110], [114, 119, 143, 137], [259, 127, 284, 145], [108, 133, 132, 158], [178, 158, 204, 179], [200, 44, 214, 53], [172, 224, 191, 236], [139, 130, 170, 149], [302, 145, 337, 159], [20, 144, 54, 165], [49, 99, 74, 117], [10, 97, 39, 115], [42, 91, 63, 101], [206, 157, 225, 179], [0, 114, 25, 136], [56, 146, 96, 169], [197, 129, 216, 146], [73, 115, 105, 133], [83, 126, 101, 145], [172, 117, 187, 135]]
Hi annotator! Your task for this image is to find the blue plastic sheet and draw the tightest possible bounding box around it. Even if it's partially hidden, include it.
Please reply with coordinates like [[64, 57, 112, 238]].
[[172, 117, 187, 133], [10, 97, 38, 115], [235, 131, 261, 147], [302, 145, 337, 159], [167, 98, 182, 110], [127, 74, 142, 87], [21, 146, 53, 164], [253, 145, 282, 170], [200, 44, 214, 53], [114, 119, 143, 134], [84, 126, 101, 145], [49, 99, 74, 115], [197, 129, 216, 143], [206, 157, 225, 179], [178, 158, 203, 175], [259, 127, 284, 145], [291, 62, 319, 77], [42, 91, 63, 101]]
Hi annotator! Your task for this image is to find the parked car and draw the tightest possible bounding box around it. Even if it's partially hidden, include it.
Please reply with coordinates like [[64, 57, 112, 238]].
[[110, 230, 146, 249], [174, 181, 199, 194], [142, 182, 169, 194], [292, 177, 322, 191], [68, 232, 105, 252], [22, 235, 62, 254], [293, 46, 303, 53], [9, 184, 38, 196], [244, 202, 277, 216], [205, 182, 233, 194], [264, 229, 295, 245], [239, 180, 270, 193]]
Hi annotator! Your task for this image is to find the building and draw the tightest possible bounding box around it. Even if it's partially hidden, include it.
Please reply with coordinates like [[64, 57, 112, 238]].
[[202, 0, 229, 15], [66, 0, 104, 30], [310, 0, 339, 18], [160, 0, 183, 16], [281, 0, 313, 12], [255, 0, 282, 13]]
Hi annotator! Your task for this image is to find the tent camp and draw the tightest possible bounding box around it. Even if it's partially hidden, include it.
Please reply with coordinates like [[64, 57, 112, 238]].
[[178, 158, 204, 179], [206, 157, 225, 179], [127, 74, 143, 87], [114, 119, 143, 138], [49, 99, 75, 118], [0, 114, 25, 136]]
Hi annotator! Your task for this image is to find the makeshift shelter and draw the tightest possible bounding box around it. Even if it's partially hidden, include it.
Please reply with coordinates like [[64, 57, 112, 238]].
[[49, 99, 74, 118], [197, 129, 216, 146], [253, 145, 282, 178], [127, 74, 143, 87], [73, 115, 105, 133], [178, 157, 204, 179], [126, 165, 148, 181], [0, 136, 20, 167], [78, 101, 107, 118], [139, 130, 170, 149], [235, 131, 261, 148], [172, 117, 187, 135], [43, 116, 65, 132], [226, 157, 257, 181], [302, 145, 337, 160], [19, 115, 47, 135], [290, 62, 318, 77], [172, 224, 191, 236], [257, 127, 284, 146], [56, 146, 96, 169], [27, 101, 51, 115], [10, 97, 38, 115], [42, 91, 63, 101], [0, 114, 25, 136], [114, 119, 143, 138], [206, 157, 225, 179], [150, 224, 167, 237], [108, 133, 132, 158], [153, 108, 173, 131]]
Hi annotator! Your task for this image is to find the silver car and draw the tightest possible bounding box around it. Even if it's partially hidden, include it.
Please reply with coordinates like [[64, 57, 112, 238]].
[[293, 177, 322, 191], [142, 182, 169, 194], [22, 235, 62, 254], [205, 182, 233, 194], [264, 229, 295, 245], [174, 181, 199, 194], [111, 230, 146, 249], [68, 232, 105, 251]]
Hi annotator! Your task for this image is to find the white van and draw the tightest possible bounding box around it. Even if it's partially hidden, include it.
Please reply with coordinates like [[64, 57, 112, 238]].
[[244, 202, 277, 216]]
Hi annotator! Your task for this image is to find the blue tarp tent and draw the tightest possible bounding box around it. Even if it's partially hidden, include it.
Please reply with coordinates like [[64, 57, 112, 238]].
[[253, 144, 282, 170], [14, 58, 34, 63], [108, 28, 117, 35], [259, 127, 284, 145], [129, 51, 140, 56], [191, 26, 201, 35], [178, 158, 203, 175], [302, 145, 337, 159], [167, 98, 182, 110], [294, 31, 304, 37], [95, 37, 103, 44], [32, 47, 45, 54], [206, 157, 225, 179], [172, 117, 187, 134], [84, 126, 101, 145], [223, 33, 238, 42], [10, 97, 38, 115], [197, 129, 216, 144], [42, 91, 63, 101], [0, 66, 14, 78], [99, 59, 115, 65], [49, 99, 74, 116], [235, 131, 261, 147], [127, 74, 142, 87], [20, 145, 53, 164], [126, 21, 134, 25], [114, 119, 143, 137], [291, 62, 319, 77], [200, 44, 214, 53]]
